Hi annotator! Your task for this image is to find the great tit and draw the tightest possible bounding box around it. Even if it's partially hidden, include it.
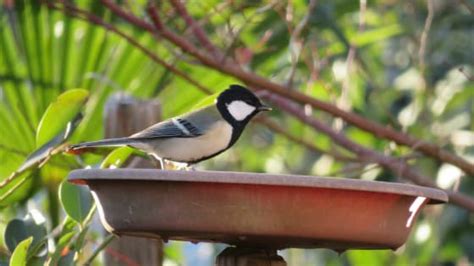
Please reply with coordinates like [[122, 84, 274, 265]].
[[70, 84, 271, 166]]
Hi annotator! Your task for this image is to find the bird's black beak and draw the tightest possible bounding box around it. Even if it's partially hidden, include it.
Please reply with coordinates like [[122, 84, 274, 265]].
[[257, 105, 272, 112]]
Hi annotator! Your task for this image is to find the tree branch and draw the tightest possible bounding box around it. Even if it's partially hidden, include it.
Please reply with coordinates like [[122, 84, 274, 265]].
[[45, 1, 212, 95], [169, 0, 222, 59], [256, 117, 360, 162], [124, 2, 473, 176], [457, 0, 474, 14], [45, 1, 356, 163], [419, 0, 434, 77]]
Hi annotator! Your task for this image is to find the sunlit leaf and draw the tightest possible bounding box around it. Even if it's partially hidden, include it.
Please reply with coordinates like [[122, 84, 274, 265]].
[[345, 250, 391, 266], [189, 90, 222, 112], [9, 237, 33, 266], [100, 146, 135, 169], [59, 180, 93, 224], [36, 89, 89, 148], [18, 112, 81, 174], [0, 112, 83, 206]]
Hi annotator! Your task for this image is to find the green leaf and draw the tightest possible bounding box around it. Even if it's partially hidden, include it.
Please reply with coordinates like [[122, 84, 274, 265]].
[[36, 89, 89, 148], [189, 90, 222, 112], [164, 241, 184, 263], [345, 250, 391, 266], [100, 146, 135, 169], [1, 112, 82, 206], [10, 237, 33, 266], [4, 216, 47, 254], [17, 111, 81, 174], [59, 180, 93, 224]]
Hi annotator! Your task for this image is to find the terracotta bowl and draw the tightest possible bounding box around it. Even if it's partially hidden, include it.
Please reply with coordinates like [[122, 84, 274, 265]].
[[68, 169, 447, 251]]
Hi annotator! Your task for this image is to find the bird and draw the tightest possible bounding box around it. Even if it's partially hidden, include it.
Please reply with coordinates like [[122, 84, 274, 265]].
[[69, 84, 271, 168]]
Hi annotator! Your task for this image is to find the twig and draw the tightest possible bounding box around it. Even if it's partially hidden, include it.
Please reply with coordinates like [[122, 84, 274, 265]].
[[327, 163, 379, 179], [419, 0, 434, 77], [0, 175, 28, 203], [83, 234, 116, 265], [44, 1, 354, 163], [0, 143, 67, 190], [169, 0, 222, 59], [286, 0, 316, 88], [45, 1, 212, 95], [256, 116, 359, 162], [457, 0, 474, 14], [105, 1, 474, 176], [339, 0, 367, 114], [165, 1, 359, 163]]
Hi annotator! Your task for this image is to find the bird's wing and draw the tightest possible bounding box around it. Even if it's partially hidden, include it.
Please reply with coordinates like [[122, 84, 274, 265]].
[[131, 117, 203, 139], [131, 105, 222, 139]]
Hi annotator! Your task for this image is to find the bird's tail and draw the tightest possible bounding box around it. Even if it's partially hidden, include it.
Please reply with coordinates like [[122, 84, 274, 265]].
[[70, 137, 138, 150]]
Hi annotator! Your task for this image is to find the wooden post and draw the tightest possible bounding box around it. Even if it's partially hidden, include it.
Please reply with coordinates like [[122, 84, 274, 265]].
[[215, 247, 287, 266], [103, 93, 163, 266]]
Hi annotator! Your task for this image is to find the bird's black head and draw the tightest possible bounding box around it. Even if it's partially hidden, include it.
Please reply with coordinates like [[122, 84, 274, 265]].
[[216, 84, 271, 127]]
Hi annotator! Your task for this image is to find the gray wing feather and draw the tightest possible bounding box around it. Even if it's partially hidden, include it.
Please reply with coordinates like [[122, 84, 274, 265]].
[[131, 105, 221, 139], [131, 119, 202, 139]]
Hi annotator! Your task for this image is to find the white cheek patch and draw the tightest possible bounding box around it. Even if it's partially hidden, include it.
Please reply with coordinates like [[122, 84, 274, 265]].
[[227, 100, 256, 121]]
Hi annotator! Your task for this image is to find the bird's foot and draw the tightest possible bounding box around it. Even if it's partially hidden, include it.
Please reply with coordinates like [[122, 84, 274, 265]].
[[167, 161, 195, 171]]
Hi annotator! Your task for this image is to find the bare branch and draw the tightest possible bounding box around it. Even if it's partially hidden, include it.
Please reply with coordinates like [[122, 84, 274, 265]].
[[457, 0, 474, 14], [419, 0, 435, 76], [45, 1, 360, 165], [169, 0, 222, 59], [286, 0, 317, 88], [110, 1, 474, 176], [47, 1, 212, 95], [256, 116, 360, 162]]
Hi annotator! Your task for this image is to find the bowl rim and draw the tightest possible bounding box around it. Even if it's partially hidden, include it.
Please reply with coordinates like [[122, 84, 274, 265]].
[[68, 169, 448, 204]]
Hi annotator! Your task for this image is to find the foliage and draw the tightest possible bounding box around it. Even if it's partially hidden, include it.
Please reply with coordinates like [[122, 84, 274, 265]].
[[1, 0, 473, 265]]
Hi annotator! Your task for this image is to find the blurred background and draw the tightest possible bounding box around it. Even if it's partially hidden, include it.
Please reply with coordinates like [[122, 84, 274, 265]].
[[0, 0, 473, 265]]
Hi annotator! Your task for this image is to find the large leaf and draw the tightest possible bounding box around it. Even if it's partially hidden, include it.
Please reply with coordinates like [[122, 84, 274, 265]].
[[4, 215, 47, 255], [100, 146, 135, 169], [59, 180, 93, 224], [9, 237, 33, 266], [18, 112, 83, 173], [36, 89, 89, 148], [0, 112, 82, 206]]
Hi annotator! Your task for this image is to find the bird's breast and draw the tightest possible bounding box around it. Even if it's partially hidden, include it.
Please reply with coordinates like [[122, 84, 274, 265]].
[[150, 121, 233, 163]]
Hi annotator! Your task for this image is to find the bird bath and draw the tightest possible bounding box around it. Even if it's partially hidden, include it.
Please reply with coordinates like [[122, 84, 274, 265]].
[[68, 169, 447, 264]]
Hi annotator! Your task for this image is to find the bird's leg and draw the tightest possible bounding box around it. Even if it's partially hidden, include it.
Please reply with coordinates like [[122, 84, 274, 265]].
[[148, 153, 164, 169], [186, 164, 197, 171]]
